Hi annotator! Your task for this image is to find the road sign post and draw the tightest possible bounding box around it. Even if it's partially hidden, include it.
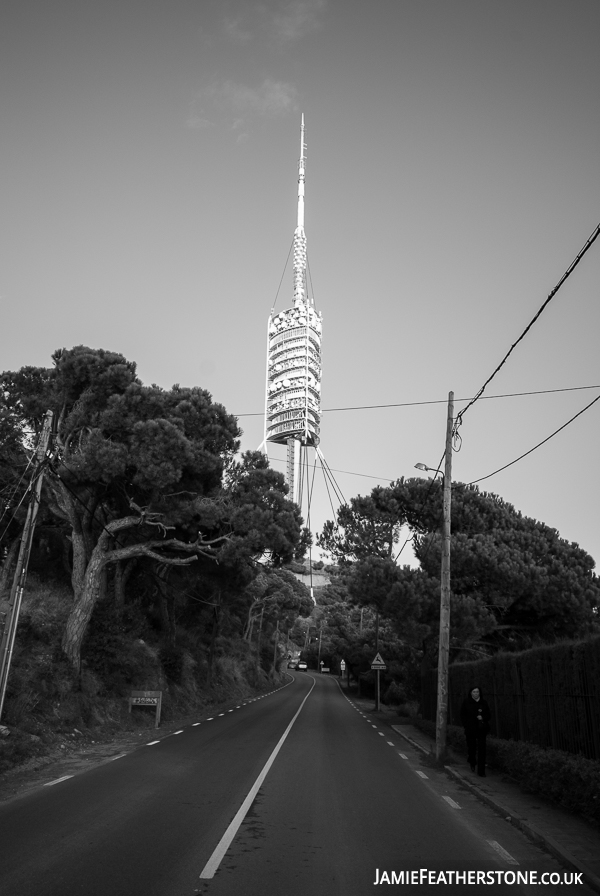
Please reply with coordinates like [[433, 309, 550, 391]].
[[129, 690, 162, 728], [371, 653, 386, 711]]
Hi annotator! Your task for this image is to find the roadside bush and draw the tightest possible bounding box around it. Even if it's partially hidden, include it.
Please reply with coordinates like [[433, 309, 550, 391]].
[[411, 718, 600, 826], [383, 681, 406, 705], [83, 599, 140, 692], [492, 738, 600, 825], [158, 645, 186, 684]]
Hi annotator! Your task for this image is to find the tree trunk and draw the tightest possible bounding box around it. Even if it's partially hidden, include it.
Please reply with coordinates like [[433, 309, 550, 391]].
[[115, 558, 137, 611], [60, 514, 208, 672], [69, 527, 91, 605], [207, 599, 221, 688], [61, 543, 106, 673]]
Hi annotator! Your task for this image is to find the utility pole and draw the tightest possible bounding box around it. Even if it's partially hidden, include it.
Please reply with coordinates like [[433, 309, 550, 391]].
[[0, 411, 54, 722], [435, 392, 454, 763], [316, 621, 322, 669], [374, 608, 380, 711], [272, 618, 280, 676]]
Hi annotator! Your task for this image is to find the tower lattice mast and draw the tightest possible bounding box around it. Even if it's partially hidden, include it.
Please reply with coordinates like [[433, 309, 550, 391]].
[[264, 115, 323, 504]]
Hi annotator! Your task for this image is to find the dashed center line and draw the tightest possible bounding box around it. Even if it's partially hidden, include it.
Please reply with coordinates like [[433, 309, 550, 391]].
[[443, 796, 461, 809], [416, 770, 428, 778]]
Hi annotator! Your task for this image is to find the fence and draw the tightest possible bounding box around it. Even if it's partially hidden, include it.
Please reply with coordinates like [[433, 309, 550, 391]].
[[421, 636, 600, 760]]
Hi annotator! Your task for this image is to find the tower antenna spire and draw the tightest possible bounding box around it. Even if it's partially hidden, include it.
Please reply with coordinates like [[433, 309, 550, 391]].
[[293, 113, 308, 307]]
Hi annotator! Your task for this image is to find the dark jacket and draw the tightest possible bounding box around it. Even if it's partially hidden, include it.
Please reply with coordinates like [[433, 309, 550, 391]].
[[460, 690, 491, 735]]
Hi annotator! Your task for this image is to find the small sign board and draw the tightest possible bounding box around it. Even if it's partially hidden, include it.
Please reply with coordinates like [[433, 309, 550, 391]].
[[371, 652, 387, 670], [340, 660, 346, 671], [129, 690, 162, 728]]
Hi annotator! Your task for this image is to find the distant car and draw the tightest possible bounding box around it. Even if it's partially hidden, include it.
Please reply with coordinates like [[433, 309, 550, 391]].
[[297, 661, 308, 670]]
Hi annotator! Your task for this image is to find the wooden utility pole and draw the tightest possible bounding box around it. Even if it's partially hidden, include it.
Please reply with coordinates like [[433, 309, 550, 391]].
[[256, 604, 265, 669], [272, 618, 280, 675], [0, 411, 53, 722], [435, 392, 454, 763], [374, 608, 380, 711]]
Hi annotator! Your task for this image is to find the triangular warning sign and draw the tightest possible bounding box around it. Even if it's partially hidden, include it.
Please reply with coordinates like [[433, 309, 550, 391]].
[[371, 652, 386, 666]]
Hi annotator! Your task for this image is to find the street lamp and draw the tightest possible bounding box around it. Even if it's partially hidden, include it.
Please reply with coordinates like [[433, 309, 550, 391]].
[[415, 391, 454, 764], [414, 463, 442, 475]]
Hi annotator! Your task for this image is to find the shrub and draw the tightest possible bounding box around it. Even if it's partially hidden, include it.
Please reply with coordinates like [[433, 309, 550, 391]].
[[411, 719, 600, 826], [159, 644, 185, 683], [383, 681, 406, 705]]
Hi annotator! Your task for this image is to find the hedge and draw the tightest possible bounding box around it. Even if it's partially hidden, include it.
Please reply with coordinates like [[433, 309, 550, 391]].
[[412, 718, 600, 827]]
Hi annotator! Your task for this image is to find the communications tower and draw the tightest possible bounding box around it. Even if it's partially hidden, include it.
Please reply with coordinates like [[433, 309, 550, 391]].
[[264, 115, 323, 504]]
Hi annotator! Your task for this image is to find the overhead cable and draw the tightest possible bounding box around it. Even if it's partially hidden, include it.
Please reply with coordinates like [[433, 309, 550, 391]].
[[235, 384, 600, 418], [467, 391, 600, 486], [455, 221, 600, 430]]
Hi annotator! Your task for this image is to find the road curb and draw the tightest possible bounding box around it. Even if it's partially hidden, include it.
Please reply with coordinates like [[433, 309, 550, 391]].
[[391, 726, 600, 895]]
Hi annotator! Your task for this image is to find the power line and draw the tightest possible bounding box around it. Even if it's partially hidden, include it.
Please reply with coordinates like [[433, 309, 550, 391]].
[[235, 383, 600, 418], [267, 388, 600, 490], [455, 221, 600, 429], [467, 391, 600, 486]]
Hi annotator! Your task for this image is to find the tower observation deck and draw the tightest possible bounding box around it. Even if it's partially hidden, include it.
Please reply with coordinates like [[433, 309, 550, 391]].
[[264, 116, 323, 502]]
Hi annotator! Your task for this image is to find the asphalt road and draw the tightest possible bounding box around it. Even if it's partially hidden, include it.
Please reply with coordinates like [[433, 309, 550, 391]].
[[0, 673, 591, 896]]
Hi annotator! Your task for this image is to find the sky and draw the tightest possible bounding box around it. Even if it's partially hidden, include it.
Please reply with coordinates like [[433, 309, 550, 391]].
[[1, 0, 599, 569]]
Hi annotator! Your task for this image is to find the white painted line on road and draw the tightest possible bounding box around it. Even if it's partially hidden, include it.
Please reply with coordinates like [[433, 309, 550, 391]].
[[387, 741, 394, 746], [110, 753, 127, 761], [416, 771, 428, 778], [227, 710, 234, 712], [199, 677, 317, 880], [146, 740, 160, 746], [378, 732, 385, 736], [398, 753, 408, 759], [371, 724, 378, 728], [218, 713, 225, 716], [442, 796, 461, 809], [173, 730, 183, 735], [193, 723, 201, 727], [488, 841, 519, 865], [206, 717, 214, 721], [45, 775, 74, 786]]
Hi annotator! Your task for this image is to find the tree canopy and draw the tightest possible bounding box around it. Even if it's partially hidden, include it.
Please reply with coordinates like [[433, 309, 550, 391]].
[[1, 346, 308, 671], [319, 477, 600, 656]]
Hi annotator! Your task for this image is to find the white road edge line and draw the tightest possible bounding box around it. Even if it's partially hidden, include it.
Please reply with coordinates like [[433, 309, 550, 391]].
[[110, 753, 127, 761], [442, 796, 461, 809], [146, 740, 160, 746], [487, 840, 519, 865], [199, 677, 317, 880], [45, 775, 74, 786], [416, 770, 428, 778]]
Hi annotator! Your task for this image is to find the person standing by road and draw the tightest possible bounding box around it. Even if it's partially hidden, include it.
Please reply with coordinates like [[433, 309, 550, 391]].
[[460, 686, 491, 776]]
